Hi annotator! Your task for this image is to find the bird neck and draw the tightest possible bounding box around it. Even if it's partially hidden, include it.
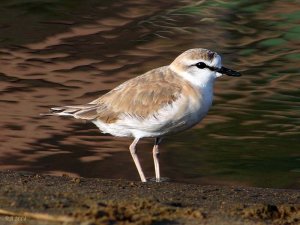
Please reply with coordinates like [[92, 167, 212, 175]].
[[169, 65, 215, 90]]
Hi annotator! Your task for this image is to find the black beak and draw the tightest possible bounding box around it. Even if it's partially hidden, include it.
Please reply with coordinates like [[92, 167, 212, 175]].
[[216, 66, 241, 77]]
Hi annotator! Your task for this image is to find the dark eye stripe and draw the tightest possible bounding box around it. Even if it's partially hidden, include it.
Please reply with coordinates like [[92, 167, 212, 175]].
[[195, 62, 218, 72]]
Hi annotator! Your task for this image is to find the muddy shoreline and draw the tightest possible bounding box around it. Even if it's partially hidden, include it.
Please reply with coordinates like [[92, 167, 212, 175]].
[[0, 171, 299, 225]]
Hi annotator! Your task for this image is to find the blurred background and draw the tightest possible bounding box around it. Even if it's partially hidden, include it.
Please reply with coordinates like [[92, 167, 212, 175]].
[[0, 0, 299, 188]]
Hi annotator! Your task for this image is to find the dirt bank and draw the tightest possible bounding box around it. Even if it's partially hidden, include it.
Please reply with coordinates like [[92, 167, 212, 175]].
[[0, 171, 299, 225]]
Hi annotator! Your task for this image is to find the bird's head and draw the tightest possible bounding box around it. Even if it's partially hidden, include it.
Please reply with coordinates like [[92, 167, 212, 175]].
[[169, 48, 241, 87]]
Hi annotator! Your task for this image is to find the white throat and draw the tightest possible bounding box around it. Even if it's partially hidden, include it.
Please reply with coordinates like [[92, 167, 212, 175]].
[[169, 64, 216, 89]]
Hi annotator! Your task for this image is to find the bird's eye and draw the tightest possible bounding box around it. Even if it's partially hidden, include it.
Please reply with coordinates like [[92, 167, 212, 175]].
[[196, 62, 207, 69]]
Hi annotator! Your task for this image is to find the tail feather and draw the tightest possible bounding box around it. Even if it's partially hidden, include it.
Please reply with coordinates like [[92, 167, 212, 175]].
[[42, 104, 98, 120]]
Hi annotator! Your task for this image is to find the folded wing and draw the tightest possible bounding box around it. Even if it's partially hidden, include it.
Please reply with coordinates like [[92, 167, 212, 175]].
[[47, 66, 184, 123]]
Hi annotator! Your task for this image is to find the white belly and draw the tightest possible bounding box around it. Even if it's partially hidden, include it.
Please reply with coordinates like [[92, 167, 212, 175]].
[[92, 88, 213, 138]]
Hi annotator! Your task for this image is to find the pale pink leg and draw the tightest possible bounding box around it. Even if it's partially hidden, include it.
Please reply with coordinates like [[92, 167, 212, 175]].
[[129, 138, 146, 182], [153, 138, 162, 182]]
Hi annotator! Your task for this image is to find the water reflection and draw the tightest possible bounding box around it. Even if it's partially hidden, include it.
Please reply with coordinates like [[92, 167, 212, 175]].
[[0, 0, 299, 188]]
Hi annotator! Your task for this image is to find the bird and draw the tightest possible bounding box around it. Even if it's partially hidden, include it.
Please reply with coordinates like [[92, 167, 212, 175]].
[[45, 48, 241, 182]]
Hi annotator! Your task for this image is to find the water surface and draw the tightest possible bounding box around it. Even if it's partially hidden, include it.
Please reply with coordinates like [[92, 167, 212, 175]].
[[0, 0, 299, 188]]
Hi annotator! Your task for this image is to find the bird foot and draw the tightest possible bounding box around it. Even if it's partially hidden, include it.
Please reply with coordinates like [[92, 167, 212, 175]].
[[148, 177, 171, 183]]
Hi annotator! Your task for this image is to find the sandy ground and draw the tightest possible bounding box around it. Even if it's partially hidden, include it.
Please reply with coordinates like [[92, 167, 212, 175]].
[[0, 171, 299, 225]]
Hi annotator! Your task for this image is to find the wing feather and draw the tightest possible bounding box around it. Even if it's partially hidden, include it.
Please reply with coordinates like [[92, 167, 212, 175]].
[[47, 66, 187, 123], [91, 66, 184, 123]]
